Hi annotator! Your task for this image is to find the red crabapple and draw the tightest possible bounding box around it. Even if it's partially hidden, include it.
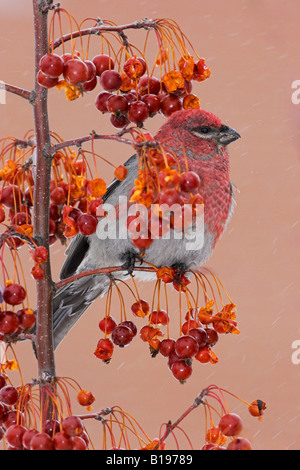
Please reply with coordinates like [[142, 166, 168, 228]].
[[218, 413, 243, 437], [39, 53, 64, 78]]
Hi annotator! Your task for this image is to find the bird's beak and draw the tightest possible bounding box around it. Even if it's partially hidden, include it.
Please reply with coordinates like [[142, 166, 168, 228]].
[[219, 125, 241, 145]]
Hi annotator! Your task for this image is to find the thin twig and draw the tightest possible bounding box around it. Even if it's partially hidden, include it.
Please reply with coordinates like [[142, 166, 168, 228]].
[[0, 83, 33, 101], [55, 265, 156, 290], [48, 132, 132, 155], [52, 19, 157, 49], [153, 388, 209, 449]]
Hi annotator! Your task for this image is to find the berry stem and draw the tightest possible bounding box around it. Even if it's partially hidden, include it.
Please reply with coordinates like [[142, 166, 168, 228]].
[[32, 0, 56, 408]]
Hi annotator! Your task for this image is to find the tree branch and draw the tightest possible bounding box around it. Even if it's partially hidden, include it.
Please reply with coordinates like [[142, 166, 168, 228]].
[[153, 388, 209, 449], [52, 18, 157, 50], [32, 0, 56, 390], [0, 83, 33, 101], [48, 132, 132, 155], [55, 265, 156, 290]]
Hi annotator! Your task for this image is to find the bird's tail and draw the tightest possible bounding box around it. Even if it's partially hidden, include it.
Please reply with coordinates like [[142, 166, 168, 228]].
[[52, 273, 111, 350]]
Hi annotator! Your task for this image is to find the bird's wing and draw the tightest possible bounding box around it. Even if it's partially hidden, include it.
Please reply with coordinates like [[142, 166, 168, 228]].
[[59, 153, 137, 280]]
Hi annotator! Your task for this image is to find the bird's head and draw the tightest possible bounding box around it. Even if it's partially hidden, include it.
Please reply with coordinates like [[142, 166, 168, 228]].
[[155, 109, 241, 156]]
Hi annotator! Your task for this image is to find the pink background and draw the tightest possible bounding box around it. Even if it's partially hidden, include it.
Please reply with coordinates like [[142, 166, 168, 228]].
[[1, 0, 300, 450]]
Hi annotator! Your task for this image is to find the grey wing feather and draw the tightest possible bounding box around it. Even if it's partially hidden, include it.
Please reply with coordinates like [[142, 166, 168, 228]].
[[51, 153, 137, 349], [58, 153, 137, 281]]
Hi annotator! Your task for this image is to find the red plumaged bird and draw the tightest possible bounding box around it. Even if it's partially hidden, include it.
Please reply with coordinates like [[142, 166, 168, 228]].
[[52, 109, 241, 349]]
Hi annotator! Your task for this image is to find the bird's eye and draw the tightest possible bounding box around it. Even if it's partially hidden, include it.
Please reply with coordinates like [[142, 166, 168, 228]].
[[199, 126, 210, 134]]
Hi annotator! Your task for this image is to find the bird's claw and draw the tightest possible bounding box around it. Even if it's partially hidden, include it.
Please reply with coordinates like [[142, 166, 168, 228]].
[[171, 262, 187, 279], [121, 250, 143, 276]]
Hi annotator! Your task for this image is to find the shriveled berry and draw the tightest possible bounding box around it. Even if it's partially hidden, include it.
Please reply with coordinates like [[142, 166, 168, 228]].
[[94, 338, 114, 361], [114, 165, 128, 181], [123, 56, 146, 79], [248, 400, 266, 417], [32, 246, 48, 264], [158, 188, 183, 207], [77, 390, 95, 407]]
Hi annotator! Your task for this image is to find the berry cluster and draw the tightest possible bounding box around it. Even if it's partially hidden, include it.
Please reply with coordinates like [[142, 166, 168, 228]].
[[197, 385, 267, 451], [93, 53, 208, 128], [203, 413, 250, 450], [0, 282, 35, 340], [37, 52, 97, 93], [0, 374, 91, 450], [37, 50, 209, 128], [0, 139, 127, 249], [141, 303, 220, 383], [94, 284, 238, 384]]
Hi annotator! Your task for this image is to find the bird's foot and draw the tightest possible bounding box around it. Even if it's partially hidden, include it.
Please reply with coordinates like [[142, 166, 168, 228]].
[[171, 262, 187, 279], [121, 250, 143, 276]]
